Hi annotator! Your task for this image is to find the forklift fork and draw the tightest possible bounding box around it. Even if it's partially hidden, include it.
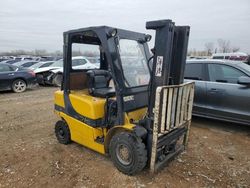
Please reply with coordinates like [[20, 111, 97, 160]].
[[150, 82, 195, 172]]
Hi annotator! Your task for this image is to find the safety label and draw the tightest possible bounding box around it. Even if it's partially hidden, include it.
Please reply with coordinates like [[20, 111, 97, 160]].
[[123, 95, 134, 102], [155, 56, 163, 77]]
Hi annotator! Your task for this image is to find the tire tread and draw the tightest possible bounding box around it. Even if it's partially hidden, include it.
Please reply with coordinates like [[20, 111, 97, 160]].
[[109, 132, 147, 175]]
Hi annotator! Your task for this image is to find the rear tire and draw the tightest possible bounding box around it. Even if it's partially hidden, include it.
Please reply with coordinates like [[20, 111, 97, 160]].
[[109, 132, 147, 175], [55, 120, 71, 144], [12, 79, 27, 93]]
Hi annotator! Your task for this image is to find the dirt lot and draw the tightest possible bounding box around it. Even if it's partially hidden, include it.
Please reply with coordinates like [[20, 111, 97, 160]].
[[0, 87, 250, 188]]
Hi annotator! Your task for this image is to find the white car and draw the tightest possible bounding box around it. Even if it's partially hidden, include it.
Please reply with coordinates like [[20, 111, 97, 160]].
[[35, 56, 98, 86], [28, 61, 54, 71], [34, 59, 63, 74], [50, 56, 98, 74]]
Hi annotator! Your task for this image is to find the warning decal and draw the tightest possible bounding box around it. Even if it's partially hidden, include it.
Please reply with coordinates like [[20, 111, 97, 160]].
[[155, 56, 163, 77]]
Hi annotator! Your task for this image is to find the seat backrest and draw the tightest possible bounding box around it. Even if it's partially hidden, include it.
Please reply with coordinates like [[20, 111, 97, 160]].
[[87, 70, 111, 89], [94, 75, 108, 88]]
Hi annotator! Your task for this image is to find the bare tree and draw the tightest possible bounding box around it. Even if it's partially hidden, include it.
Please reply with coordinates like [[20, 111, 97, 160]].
[[53, 50, 62, 56], [0, 49, 64, 57], [34, 49, 47, 56], [72, 50, 83, 56], [232, 47, 240, 52], [204, 42, 214, 56], [217, 39, 231, 53], [188, 48, 197, 56]]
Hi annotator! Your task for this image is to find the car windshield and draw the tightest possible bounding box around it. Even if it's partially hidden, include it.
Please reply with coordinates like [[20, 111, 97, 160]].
[[22, 61, 38, 67], [29, 62, 44, 69], [118, 39, 150, 87], [49, 60, 63, 67], [40, 62, 53, 68], [10, 64, 19, 70]]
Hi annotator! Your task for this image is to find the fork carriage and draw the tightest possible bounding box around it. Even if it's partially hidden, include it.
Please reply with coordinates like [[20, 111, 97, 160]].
[[150, 82, 195, 172]]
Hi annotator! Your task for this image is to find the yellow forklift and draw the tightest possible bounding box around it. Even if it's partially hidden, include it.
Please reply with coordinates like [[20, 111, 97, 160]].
[[54, 19, 194, 175]]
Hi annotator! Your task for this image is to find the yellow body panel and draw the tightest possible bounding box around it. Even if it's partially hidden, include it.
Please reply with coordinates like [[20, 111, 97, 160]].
[[55, 90, 65, 108], [69, 90, 106, 119], [125, 108, 147, 124], [54, 90, 147, 154], [114, 124, 135, 130], [55, 89, 106, 119], [56, 111, 105, 154]]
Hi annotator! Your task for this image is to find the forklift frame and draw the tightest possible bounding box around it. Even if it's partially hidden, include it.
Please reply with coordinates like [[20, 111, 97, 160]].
[[55, 19, 194, 174]]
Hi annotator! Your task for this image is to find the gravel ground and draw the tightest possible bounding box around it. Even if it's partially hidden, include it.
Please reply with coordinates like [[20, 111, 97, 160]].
[[0, 87, 250, 188]]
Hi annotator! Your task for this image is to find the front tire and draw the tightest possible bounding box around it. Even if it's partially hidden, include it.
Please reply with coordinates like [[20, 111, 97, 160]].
[[12, 79, 27, 93], [109, 132, 147, 175], [55, 120, 71, 144]]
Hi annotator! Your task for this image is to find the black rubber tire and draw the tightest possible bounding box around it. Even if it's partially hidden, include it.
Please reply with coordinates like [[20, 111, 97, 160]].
[[109, 132, 147, 175], [52, 73, 62, 87], [12, 79, 27, 93], [55, 120, 71, 144]]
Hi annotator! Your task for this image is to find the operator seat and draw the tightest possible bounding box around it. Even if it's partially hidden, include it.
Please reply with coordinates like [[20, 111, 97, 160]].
[[87, 70, 115, 98]]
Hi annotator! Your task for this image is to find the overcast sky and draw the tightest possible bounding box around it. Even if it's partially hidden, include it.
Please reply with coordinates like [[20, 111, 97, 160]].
[[0, 0, 250, 53]]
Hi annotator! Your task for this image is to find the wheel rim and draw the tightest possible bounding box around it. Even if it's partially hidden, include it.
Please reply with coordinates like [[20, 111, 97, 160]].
[[14, 81, 26, 92], [116, 144, 132, 165], [58, 128, 65, 140]]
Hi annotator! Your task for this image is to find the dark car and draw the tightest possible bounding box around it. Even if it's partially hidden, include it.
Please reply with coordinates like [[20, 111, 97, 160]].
[[184, 59, 250, 125], [13, 60, 39, 68], [0, 63, 37, 93], [0, 58, 9, 62], [3, 59, 21, 64]]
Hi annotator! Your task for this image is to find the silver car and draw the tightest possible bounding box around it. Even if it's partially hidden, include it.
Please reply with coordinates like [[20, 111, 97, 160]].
[[184, 59, 250, 125]]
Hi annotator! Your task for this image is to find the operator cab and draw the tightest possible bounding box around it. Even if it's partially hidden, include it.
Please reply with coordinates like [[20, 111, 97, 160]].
[[63, 26, 152, 124], [63, 27, 151, 93]]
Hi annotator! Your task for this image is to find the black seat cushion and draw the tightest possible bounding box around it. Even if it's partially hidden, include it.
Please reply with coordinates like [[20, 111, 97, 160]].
[[92, 87, 115, 98]]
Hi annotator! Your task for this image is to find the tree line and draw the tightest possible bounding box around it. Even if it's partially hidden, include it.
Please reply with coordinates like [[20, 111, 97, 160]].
[[189, 39, 241, 57], [0, 39, 242, 57], [0, 49, 98, 57], [0, 49, 62, 56]]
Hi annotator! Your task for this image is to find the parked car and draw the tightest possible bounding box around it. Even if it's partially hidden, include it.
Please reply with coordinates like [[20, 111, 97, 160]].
[[0, 58, 9, 62], [37, 56, 62, 62], [14, 57, 33, 61], [184, 59, 250, 125], [2, 59, 21, 64], [13, 60, 39, 68], [246, 56, 250, 65], [86, 56, 100, 67], [35, 56, 98, 86], [28, 61, 54, 71], [0, 63, 37, 93], [212, 52, 248, 62]]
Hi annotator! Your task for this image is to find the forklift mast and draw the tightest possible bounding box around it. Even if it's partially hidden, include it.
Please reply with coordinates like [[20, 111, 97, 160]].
[[145, 20, 193, 172], [146, 20, 190, 119]]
